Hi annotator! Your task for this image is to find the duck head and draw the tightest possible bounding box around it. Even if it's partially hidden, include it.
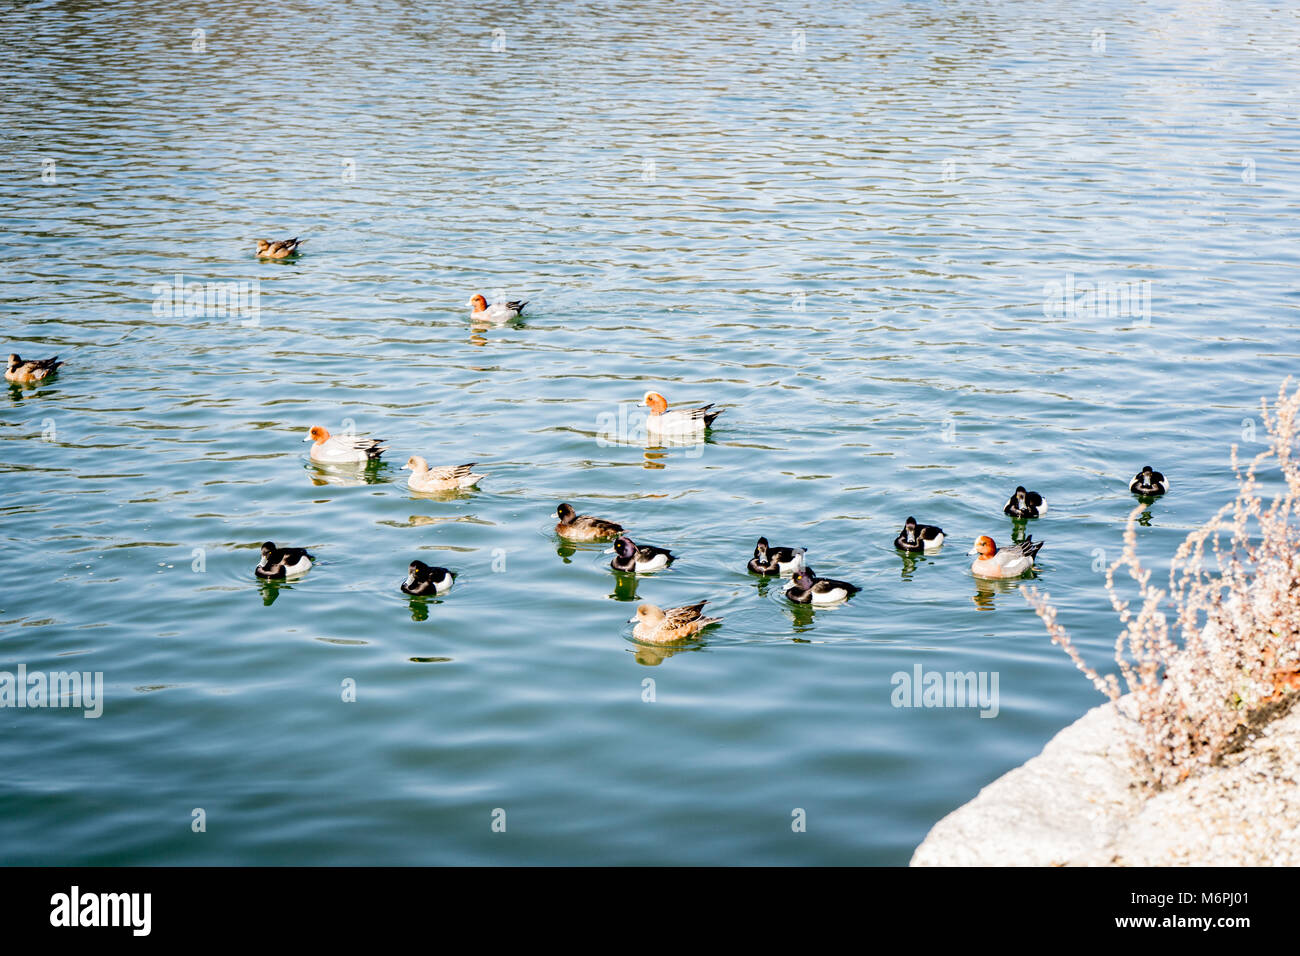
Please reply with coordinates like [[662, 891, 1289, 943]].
[[791, 569, 817, 590], [642, 391, 669, 416], [259, 541, 277, 567], [1013, 486, 1028, 503], [403, 455, 428, 472], [556, 503, 576, 524], [969, 536, 997, 558], [753, 536, 770, 558], [901, 516, 919, 544], [629, 603, 665, 626], [7, 354, 19, 369], [406, 559, 431, 587], [468, 294, 488, 312], [305, 425, 330, 444], [612, 536, 637, 558], [255, 239, 270, 254]]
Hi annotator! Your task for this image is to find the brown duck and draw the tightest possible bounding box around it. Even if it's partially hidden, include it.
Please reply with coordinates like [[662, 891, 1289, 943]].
[[555, 502, 624, 541], [255, 237, 306, 259], [630, 601, 722, 645], [6, 353, 63, 384]]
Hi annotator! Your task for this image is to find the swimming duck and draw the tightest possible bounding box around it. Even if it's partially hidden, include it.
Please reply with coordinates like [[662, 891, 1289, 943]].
[[403, 456, 484, 492], [784, 567, 860, 604], [255, 237, 306, 259], [304, 425, 386, 464], [629, 601, 722, 644], [255, 541, 314, 579], [642, 391, 723, 436], [608, 535, 675, 572], [400, 559, 455, 596], [1129, 466, 1169, 496], [747, 536, 807, 575], [468, 294, 527, 322], [6, 353, 63, 384], [555, 502, 624, 541], [894, 517, 945, 552], [1003, 486, 1047, 518], [969, 535, 1044, 579]]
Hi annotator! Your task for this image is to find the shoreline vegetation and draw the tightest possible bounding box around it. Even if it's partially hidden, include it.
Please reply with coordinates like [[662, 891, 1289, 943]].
[[915, 378, 1300, 865]]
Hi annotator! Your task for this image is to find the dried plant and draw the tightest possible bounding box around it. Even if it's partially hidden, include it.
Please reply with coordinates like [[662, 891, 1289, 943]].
[[1025, 378, 1300, 790]]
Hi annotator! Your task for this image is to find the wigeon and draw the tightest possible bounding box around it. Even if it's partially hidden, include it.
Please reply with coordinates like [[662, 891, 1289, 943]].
[[630, 601, 722, 645], [969, 535, 1044, 578], [555, 502, 624, 541], [1129, 466, 1169, 496], [403, 456, 484, 492], [255, 237, 306, 259], [894, 517, 945, 552], [642, 391, 723, 436], [468, 294, 527, 322], [304, 425, 386, 464], [400, 559, 455, 596], [6, 353, 63, 384], [608, 535, 675, 573], [255, 541, 314, 579], [1003, 486, 1047, 518], [747, 536, 806, 575], [784, 567, 860, 604]]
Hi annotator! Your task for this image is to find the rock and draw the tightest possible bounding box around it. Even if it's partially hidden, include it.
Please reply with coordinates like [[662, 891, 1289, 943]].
[[911, 695, 1300, 866]]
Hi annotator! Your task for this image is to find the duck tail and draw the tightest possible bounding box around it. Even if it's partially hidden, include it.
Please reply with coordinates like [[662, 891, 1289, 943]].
[[704, 408, 724, 427], [1023, 537, 1045, 559]]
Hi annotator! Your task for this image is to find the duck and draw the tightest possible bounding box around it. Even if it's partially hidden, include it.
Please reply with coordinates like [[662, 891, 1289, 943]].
[[255, 237, 306, 259], [969, 535, 1044, 579], [642, 391, 723, 436], [468, 294, 527, 322], [1003, 486, 1047, 518], [403, 456, 484, 492], [894, 517, 945, 552], [1129, 465, 1169, 496], [304, 425, 386, 464], [784, 567, 860, 604], [6, 353, 63, 384], [747, 536, 807, 575], [555, 502, 624, 541], [255, 541, 314, 579], [608, 535, 675, 572], [629, 601, 722, 645], [400, 559, 455, 596]]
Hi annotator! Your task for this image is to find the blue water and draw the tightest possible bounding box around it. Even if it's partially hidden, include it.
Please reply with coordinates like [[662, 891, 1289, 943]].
[[1, 0, 1298, 864]]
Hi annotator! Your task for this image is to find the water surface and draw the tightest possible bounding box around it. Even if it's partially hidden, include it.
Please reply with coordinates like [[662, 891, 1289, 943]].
[[1, 0, 1298, 864]]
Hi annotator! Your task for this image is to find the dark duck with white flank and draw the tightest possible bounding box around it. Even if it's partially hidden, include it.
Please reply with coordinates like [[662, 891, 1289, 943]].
[[401, 559, 455, 596], [784, 567, 860, 605], [255, 541, 315, 579], [609, 535, 675, 573], [894, 516, 945, 552], [1003, 486, 1047, 518], [6, 353, 63, 384], [554, 503, 624, 542], [747, 536, 806, 575], [1129, 465, 1169, 496]]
